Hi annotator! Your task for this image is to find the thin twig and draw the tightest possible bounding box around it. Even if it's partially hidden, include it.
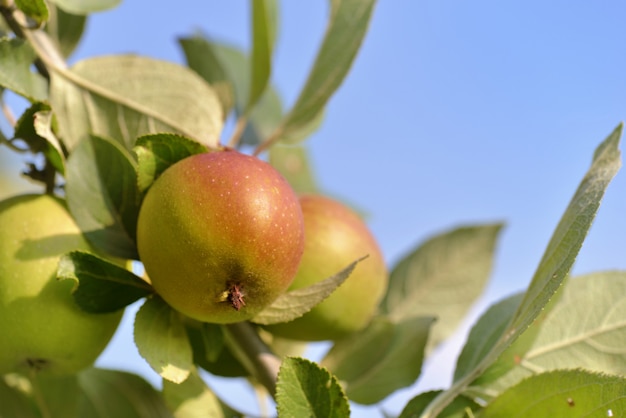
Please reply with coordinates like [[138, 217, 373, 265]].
[[223, 321, 282, 398]]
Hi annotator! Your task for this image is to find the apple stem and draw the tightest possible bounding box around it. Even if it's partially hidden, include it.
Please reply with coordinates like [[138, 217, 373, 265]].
[[223, 321, 281, 398]]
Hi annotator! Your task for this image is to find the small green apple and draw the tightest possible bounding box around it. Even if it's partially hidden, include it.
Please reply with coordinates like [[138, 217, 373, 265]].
[[136, 150, 305, 323], [0, 194, 123, 375], [266, 195, 388, 341]]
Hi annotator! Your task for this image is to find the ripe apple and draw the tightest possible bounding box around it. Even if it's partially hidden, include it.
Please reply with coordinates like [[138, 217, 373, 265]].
[[0, 194, 123, 375], [136, 150, 305, 323], [265, 195, 388, 341]]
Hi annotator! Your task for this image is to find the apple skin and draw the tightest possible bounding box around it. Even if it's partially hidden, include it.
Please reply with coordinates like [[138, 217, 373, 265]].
[[265, 195, 388, 341], [136, 150, 305, 323], [0, 194, 123, 375]]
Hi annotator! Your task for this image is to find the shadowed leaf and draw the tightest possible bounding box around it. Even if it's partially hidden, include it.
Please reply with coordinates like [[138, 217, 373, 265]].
[[65, 134, 141, 259], [0, 38, 47, 101], [382, 223, 503, 351], [322, 315, 434, 404], [57, 250, 153, 313]]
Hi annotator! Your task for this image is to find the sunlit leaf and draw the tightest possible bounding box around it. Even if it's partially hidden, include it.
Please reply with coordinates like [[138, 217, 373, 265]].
[[49, 55, 223, 151], [65, 134, 141, 259], [473, 271, 626, 396], [420, 124, 622, 418], [246, 0, 275, 111], [57, 250, 153, 313], [261, 0, 376, 148], [481, 370, 626, 418], [322, 315, 434, 404], [251, 257, 365, 325], [162, 369, 243, 418], [509, 125, 621, 335], [178, 36, 235, 118], [276, 357, 350, 418], [0, 38, 47, 101], [134, 296, 193, 384], [381, 224, 503, 351], [49, 0, 121, 15]]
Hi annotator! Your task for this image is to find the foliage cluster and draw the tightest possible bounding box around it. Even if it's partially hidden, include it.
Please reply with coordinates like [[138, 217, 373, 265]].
[[0, 1, 624, 417]]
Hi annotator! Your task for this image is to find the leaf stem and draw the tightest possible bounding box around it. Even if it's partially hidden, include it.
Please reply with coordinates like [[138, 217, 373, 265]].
[[29, 371, 52, 418], [0, 1, 65, 76], [223, 321, 282, 398], [227, 115, 249, 148], [253, 126, 283, 156]]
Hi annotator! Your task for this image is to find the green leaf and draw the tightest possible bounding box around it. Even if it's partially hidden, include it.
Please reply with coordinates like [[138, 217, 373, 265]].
[[162, 369, 243, 418], [185, 322, 248, 378], [246, 0, 276, 112], [48, 0, 121, 15], [0, 375, 39, 418], [240, 85, 282, 145], [474, 271, 626, 396], [14, 0, 49, 26], [77, 368, 172, 418], [381, 224, 503, 351], [453, 293, 523, 384], [399, 391, 480, 418], [134, 296, 193, 384], [57, 250, 153, 313], [178, 36, 235, 118], [421, 124, 622, 418], [133, 133, 209, 194], [33, 109, 66, 175], [481, 370, 626, 418], [45, 3, 87, 58], [321, 315, 434, 404], [65, 134, 141, 259], [49, 55, 223, 152], [276, 357, 350, 418], [269, 144, 318, 194], [509, 125, 621, 335], [211, 43, 249, 110], [13, 103, 64, 175], [32, 374, 81, 417], [0, 38, 48, 101], [251, 257, 365, 325], [267, 0, 376, 145]]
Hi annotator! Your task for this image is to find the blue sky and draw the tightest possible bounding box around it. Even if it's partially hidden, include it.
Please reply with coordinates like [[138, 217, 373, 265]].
[[2, 1, 626, 416]]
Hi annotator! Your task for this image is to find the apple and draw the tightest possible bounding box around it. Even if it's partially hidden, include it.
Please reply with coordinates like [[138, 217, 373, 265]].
[[265, 195, 388, 341], [136, 150, 305, 323], [0, 194, 123, 375]]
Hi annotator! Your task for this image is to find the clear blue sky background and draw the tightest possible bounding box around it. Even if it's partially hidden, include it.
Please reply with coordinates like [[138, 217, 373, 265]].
[[2, 1, 626, 416]]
